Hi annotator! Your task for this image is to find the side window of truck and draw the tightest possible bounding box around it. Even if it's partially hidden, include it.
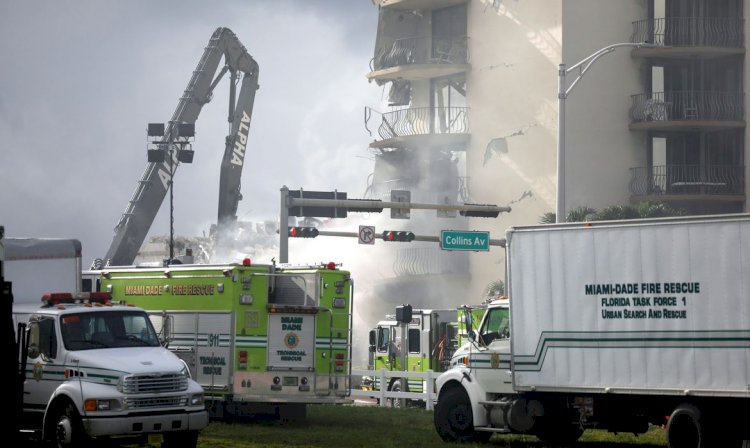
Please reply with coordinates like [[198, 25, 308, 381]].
[[479, 308, 510, 345], [28, 317, 57, 360], [376, 327, 390, 353], [408, 328, 420, 353]]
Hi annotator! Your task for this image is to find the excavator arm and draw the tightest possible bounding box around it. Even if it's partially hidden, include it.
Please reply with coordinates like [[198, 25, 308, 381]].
[[98, 27, 259, 268]]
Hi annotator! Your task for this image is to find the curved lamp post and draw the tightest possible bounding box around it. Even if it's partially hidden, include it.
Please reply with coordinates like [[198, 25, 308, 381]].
[[556, 42, 656, 223]]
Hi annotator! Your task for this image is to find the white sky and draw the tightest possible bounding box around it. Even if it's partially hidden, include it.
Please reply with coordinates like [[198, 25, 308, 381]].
[[0, 0, 385, 282]]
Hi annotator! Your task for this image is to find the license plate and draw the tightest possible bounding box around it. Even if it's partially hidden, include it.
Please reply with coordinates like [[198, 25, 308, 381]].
[[148, 433, 164, 444]]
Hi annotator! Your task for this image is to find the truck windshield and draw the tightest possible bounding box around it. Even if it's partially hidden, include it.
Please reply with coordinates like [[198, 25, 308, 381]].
[[61, 311, 160, 350], [478, 307, 510, 345]]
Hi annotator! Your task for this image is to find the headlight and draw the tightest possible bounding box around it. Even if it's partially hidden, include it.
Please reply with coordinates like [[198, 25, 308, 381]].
[[84, 399, 121, 411], [180, 361, 192, 379], [190, 394, 204, 406]]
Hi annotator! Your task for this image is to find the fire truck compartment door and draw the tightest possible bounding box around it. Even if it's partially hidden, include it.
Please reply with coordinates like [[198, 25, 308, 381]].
[[267, 313, 315, 371]]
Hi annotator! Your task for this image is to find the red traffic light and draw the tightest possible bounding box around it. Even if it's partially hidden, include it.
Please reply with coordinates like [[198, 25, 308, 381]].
[[288, 226, 319, 238], [381, 230, 415, 242]]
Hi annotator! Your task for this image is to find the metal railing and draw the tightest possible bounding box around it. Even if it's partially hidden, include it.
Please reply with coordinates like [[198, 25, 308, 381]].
[[366, 106, 469, 140], [630, 164, 745, 196], [631, 17, 744, 47], [392, 247, 469, 276], [371, 35, 468, 71], [630, 91, 744, 122], [350, 369, 437, 410]]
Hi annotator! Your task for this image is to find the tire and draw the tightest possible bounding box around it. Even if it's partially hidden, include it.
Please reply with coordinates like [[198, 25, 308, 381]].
[[388, 381, 403, 408], [664, 404, 734, 448], [163, 430, 199, 448], [52, 403, 90, 448], [433, 386, 492, 443]]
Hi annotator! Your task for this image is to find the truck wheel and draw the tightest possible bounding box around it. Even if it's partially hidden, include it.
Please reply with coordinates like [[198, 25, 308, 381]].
[[163, 430, 199, 448], [667, 404, 716, 448], [53, 403, 89, 448], [434, 387, 491, 443], [667, 403, 740, 448], [387, 381, 402, 408]]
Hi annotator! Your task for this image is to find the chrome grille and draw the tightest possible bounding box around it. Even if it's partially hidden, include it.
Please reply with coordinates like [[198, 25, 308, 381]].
[[124, 395, 187, 409], [122, 373, 188, 394]]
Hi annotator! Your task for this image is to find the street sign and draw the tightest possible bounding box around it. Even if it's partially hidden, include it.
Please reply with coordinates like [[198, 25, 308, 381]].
[[358, 225, 375, 245], [390, 190, 410, 219], [440, 230, 490, 251]]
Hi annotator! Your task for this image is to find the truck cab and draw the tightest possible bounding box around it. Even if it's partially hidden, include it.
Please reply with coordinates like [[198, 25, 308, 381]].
[[448, 297, 513, 394], [15, 292, 208, 448], [367, 308, 458, 404]]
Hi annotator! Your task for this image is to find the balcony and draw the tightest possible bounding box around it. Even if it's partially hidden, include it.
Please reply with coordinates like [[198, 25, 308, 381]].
[[631, 17, 744, 59], [630, 164, 745, 202], [372, 0, 468, 10], [365, 106, 469, 150], [629, 91, 745, 131], [368, 35, 469, 82], [392, 247, 469, 277]]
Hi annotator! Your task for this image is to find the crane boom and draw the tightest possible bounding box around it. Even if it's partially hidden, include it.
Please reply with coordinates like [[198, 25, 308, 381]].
[[99, 27, 259, 268]]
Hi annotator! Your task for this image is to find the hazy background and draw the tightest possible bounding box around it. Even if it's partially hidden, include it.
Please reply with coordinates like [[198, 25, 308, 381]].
[[1, 0, 389, 301]]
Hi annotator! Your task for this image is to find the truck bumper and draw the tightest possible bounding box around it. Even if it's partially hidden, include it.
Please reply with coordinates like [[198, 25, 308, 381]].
[[83, 409, 208, 437]]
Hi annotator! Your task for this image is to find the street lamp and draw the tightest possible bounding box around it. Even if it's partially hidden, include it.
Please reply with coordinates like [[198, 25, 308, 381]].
[[147, 121, 195, 263], [556, 42, 656, 223]]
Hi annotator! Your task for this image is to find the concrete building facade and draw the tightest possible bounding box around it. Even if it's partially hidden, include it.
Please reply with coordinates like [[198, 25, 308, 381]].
[[366, 0, 747, 301]]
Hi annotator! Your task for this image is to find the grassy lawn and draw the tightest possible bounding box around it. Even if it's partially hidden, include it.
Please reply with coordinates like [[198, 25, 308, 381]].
[[198, 404, 667, 448]]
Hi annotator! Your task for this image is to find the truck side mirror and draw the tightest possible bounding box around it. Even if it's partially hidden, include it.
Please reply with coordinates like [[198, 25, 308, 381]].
[[369, 329, 376, 347], [160, 313, 173, 346], [462, 306, 475, 342]]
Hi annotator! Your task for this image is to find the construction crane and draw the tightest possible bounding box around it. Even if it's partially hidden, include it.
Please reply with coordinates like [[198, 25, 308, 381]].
[[98, 27, 259, 268]]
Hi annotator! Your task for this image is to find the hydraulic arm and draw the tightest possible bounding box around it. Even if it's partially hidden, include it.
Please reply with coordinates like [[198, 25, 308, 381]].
[[99, 27, 259, 267]]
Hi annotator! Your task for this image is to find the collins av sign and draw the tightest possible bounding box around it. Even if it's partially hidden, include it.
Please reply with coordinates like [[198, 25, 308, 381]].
[[440, 230, 490, 251]]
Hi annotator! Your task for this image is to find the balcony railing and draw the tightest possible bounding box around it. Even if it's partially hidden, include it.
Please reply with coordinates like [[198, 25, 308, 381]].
[[631, 17, 744, 47], [630, 164, 745, 197], [365, 106, 469, 140], [372, 35, 468, 71], [630, 91, 744, 122], [392, 247, 469, 277]]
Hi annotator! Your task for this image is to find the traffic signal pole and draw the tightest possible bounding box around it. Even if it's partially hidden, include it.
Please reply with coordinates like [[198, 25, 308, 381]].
[[312, 230, 507, 246], [280, 187, 290, 262], [279, 186, 511, 262]]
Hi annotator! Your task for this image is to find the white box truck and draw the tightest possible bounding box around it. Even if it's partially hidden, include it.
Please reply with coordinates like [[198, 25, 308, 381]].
[[434, 214, 750, 448], [14, 293, 209, 447]]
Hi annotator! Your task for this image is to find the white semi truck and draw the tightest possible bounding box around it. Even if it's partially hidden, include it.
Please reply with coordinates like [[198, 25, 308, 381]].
[[434, 214, 750, 448]]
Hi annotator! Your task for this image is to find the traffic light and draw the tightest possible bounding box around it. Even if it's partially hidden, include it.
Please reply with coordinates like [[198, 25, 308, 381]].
[[288, 226, 319, 238], [381, 231, 415, 242], [459, 203, 501, 218]]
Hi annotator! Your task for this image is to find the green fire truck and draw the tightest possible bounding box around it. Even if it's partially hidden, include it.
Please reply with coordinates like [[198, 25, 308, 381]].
[[365, 301, 496, 406], [87, 259, 352, 420], [367, 308, 457, 406]]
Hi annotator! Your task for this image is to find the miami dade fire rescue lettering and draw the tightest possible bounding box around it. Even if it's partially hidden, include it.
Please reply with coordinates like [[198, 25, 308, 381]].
[[585, 282, 700, 320], [124, 284, 215, 296]]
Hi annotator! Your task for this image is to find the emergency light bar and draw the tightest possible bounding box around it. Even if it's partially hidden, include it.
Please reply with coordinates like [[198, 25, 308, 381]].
[[267, 305, 319, 315], [42, 292, 113, 307]]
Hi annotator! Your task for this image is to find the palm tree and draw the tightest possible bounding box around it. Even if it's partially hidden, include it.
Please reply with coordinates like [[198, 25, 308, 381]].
[[540, 202, 686, 223]]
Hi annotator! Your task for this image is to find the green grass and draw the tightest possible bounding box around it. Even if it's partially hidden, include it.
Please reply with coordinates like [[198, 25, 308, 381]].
[[198, 404, 667, 448]]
